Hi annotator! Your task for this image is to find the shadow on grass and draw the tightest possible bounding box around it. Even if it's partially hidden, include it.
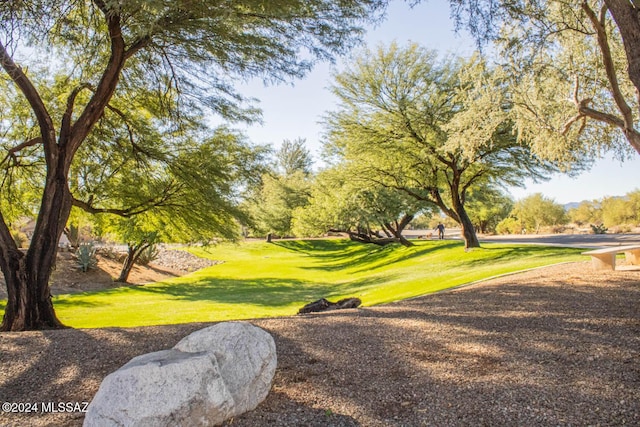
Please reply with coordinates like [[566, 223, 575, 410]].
[[53, 298, 106, 308], [275, 239, 580, 274], [98, 275, 392, 307], [274, 239, 463, 272], [460, 245, 584, 268]]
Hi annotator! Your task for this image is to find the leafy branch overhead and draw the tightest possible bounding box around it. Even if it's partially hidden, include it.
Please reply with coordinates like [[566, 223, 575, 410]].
[[446, 0, 640, 159]]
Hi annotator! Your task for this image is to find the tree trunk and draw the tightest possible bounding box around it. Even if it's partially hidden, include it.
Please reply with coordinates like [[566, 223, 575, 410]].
[[605, 0, 640, 132], [383, 214, 415, 247], [458, 211, 480, 249], [117, 242, 151, 283], [1, 177, 71, 331], [328, 229, 399, 246], [0, 9, 127, 331], [452, 199, 480, 249], [1, 260, 65, 331]]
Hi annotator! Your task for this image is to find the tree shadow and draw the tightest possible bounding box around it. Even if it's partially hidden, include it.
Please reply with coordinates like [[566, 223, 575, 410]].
[[1, 269, 638, 426], [122, 275, 392, 307], [274, 239, 464, 273], [232, 271, 639, 425], [219, 390, 361, 426]]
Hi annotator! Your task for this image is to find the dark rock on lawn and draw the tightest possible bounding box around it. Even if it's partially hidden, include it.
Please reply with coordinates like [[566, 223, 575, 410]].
[[298, 297, 361, 314]]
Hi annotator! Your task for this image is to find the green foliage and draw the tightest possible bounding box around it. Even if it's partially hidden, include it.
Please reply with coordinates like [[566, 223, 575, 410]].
[[247, 172, 312, 237], [18, 240, 583, 328], [0, 0, 387, 123], [511, 193, 567, 233], [567, 189, 640, 230], [292, 165, 430, 239], [75, 242, 97, 272], [245, 140, 314, 237], [464, 185, 514, 233], [323, 43, 556, 247], [409, 214, 436, 230], [568, 200, 602, 226], [495, 217, 523, 235], [78, 126, 267, 244], [601, 195, 638, 228], [590, 224, 608, 235], [446, 0, 640, 159], [10, 229, 28, 248], [277, 138, 313, 177]]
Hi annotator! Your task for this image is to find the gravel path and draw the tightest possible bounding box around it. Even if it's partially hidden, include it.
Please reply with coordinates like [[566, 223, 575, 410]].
[[0, 262, 638, 426]]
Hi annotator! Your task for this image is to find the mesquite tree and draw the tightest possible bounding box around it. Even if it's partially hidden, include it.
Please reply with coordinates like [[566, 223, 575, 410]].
[[324, 44, 557, 249], [0, 0, 385, 331], [83, 126, 266, 283], [292, 165, 430, 246]]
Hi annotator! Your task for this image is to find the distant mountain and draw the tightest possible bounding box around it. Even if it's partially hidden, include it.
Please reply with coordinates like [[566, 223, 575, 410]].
[[563, 202, 581, 211], [563, 195, 625, 211]]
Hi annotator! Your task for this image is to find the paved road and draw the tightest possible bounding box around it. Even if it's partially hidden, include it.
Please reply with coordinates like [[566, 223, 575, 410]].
[[478, 233, 640, 248], [405, 229, 640, 248]]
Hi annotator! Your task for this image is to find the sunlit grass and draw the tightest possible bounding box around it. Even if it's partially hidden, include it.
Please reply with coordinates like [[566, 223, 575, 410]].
[[0, 239, 584, 328]]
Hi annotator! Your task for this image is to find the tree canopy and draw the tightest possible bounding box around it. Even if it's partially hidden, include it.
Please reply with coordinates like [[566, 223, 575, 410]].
[[292, 165, 430, 246], [446, 0, 640, 160], [245, 139, 313, 238], [511, 193, 568, 234], [323, 43, 556, 248]]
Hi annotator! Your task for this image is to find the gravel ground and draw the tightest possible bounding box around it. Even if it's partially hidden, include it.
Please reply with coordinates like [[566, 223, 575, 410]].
[[0, 262, 638, 426], [151, 248, 222, 273]]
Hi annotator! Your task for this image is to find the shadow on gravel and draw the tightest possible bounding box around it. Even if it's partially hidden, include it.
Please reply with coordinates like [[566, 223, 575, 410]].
[[1, 265, 638, 426], [234, 269, 640, 426]]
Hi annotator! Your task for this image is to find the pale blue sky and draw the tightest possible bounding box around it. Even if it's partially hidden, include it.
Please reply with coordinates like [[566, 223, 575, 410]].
[[236, 0, 639, 204]]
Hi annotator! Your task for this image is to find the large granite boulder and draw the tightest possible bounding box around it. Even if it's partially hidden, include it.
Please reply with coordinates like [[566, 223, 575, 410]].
[[84, 322, 276, 426]]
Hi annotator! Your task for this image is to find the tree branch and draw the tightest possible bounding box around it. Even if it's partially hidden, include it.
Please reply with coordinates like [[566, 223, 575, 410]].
[[581, 1, 635, 131], [72, 180, 185, 217], [0, 42, 57, 163], [0, 137, 43, 168], [69, 0, 128, 158], [60, 83, 93, 146], [104, 103, 156, 159]]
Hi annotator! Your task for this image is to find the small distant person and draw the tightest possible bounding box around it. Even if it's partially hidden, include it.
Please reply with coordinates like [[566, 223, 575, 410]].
[[435, 223, 445, 240]]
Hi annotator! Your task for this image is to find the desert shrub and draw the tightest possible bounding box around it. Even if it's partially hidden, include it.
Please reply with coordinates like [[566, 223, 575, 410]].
[[495, 217, 522, 235], [98, 245, 125, 262], [590, 224, 608, 235], [549, 225, 568, 234], [76, 242, 98, 272], [137, 243, 159, 266], [608, 224, 633, 234]]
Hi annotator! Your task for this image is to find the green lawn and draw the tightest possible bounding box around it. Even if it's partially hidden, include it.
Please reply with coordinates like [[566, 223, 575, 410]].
[[0, 239, 584, 328]]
